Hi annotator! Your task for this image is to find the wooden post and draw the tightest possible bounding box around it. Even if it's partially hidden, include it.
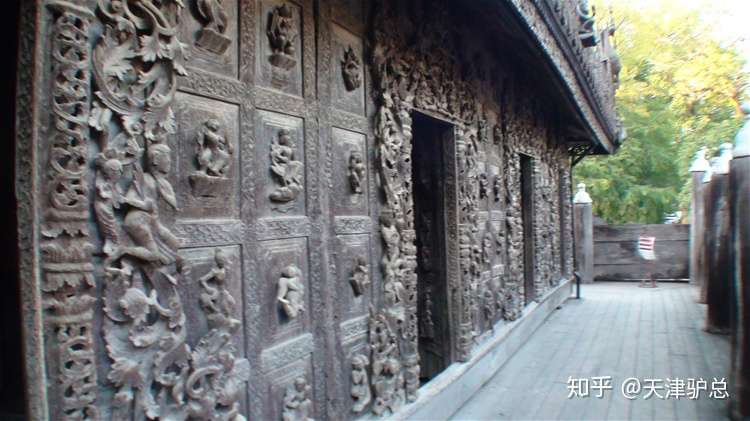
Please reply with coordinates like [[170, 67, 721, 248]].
[[700, 160, 715, 304], [730, 104, 750, 419], [689, 148, 709, 289], [573, 183, 594, 283], [705, 143, 733, 334]]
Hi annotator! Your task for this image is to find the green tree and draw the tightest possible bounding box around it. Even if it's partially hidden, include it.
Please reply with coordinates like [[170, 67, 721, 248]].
[[574, 0, 748, 224]]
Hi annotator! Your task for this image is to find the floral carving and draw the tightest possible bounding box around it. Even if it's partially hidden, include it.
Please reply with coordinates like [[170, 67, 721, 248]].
[[42, 3, 99, 418], [270, 129, 304, 205], [196, 0, 232, 55], [277, 264, 305, 319], [341, 45, 362, 91]]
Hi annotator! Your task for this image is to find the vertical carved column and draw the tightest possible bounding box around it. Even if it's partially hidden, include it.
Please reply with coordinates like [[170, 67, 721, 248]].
[[700, 160, 715, 303], [689, 148, 709, 290], [41, 2, 98, 419], [573, 183, 593, 283]]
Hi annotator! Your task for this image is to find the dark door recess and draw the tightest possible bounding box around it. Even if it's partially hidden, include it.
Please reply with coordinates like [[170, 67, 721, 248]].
[[521, 154, 536, 305]]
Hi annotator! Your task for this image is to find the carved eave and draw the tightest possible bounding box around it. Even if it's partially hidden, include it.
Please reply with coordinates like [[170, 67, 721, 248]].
[[470, 0, 620, 156]]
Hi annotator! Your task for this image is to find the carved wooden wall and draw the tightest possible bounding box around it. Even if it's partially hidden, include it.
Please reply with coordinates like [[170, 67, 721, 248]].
[[21, 0, 578, 419]]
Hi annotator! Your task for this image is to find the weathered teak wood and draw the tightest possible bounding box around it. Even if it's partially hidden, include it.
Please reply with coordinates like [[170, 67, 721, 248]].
[[14, 0, 619, 419]]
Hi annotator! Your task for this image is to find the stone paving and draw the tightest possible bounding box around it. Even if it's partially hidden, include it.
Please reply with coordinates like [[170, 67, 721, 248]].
[[452, 282, 732, 420]]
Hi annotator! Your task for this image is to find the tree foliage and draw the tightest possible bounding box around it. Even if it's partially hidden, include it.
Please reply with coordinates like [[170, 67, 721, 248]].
[[574, 0, 748, 224]]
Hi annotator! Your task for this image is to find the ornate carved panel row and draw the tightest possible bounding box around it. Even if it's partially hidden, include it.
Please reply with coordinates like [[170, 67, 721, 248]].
[[24, 0, 584, 419]]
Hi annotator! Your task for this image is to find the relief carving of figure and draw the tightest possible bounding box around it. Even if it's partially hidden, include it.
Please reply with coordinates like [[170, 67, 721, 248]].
[[349, 256, 370, 297], [110, 143, 180, 266], [350, 354, 372, 413], [370, 312, 405, 416], [267, 3, 297, 70], [341, 46, 362, 91], [348, 150, 366, 194], [381, 218, 407, 322], [199, 249, 239, 330], [482, 229, 494, 265], [190, 118, 234, 197], [282, 376, 314, 421], [478, 116, 489, 144], [277, 264, 305, 319], [270, 129, 304, 205], [94, 152, 124, 256], [196, 0, 232, 54]]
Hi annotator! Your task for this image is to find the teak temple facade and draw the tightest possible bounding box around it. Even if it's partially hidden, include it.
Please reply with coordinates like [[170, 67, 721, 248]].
[[10, 0, 622, 419]]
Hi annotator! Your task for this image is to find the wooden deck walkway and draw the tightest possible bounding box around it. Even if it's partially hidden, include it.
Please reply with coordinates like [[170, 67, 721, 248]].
[[452, 282, 732, 420]]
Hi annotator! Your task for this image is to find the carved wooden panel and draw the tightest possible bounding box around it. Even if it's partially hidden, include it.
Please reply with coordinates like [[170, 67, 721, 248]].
[[332, 128, 369, 216], [256, 110, 307, 217], [336, 234, 372, 320], [331, 24, 365, 115], [257, 0, 304, 96], [175, 92, 241, 220], [258, 237, 311, 343], [180, 0, 239, 79]]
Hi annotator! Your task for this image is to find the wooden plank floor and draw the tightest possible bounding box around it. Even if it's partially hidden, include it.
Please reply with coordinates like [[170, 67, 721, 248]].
[[452, 282, 732, 420]]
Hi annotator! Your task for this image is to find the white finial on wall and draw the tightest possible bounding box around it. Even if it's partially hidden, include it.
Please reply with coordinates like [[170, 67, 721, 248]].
[[573, 182, 593, 204], [689, 147, 710, 172], [714, 143, 733, 175]]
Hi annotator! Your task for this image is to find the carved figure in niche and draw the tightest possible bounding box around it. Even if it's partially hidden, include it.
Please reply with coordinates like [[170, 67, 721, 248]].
[[351, 354, 372, 413], [493, 124, 502, 145], [349, 256, 370, 297], [277, 264, 305, 319], [196, 0, 231, 54], [493, 174, 502, 203], [479, 173, 489, 199], [577, 0, 599, 47], [342, 46, 362, 91], [94, 151, 124, 256], [348, 150, 366, 194], [602, 23, 621, 88], [282, 376, 314, 421], [110, 143, 180, 266], [270, 129, 304, 204], [190, 118, 234, 197], [198, 249, 239, 330], [267, 3, 297, 70]]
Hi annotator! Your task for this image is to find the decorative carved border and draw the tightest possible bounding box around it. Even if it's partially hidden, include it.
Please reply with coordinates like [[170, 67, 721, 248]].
[[261, 333, 314, 373]]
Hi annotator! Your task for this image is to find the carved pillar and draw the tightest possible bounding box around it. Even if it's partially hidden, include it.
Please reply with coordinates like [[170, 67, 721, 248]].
[[573, 183, 594, 283], [705, 144, 733, 334], [689, 148, 709, 290], [41, 2, 98, 418], [730, 104, 750, 419]]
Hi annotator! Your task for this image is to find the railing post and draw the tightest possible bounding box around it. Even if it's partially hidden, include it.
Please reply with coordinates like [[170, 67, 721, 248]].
[[730, 103, 750, 419], [573, 183, 594, 284], [705, 143, 733, 334], [689, 148, 709, 290]]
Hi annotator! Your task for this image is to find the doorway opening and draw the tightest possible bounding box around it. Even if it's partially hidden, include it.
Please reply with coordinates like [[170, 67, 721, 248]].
[[412, 113, 453, 384], [520, 154, 536, 305]]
